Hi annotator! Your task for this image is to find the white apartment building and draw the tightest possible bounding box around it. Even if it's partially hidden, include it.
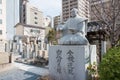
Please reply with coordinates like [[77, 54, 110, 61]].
[[0, 0, 6, 40], [0, 0, 7, 52], [0, 0, 20, 40], [62, 0, 89, 22], [26, 3, 44, 27], [21, 2, 44, 27], [0, 0, 20, 52]]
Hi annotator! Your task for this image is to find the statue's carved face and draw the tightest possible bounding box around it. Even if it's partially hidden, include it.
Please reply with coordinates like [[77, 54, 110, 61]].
[[71, 8, 78, 17]]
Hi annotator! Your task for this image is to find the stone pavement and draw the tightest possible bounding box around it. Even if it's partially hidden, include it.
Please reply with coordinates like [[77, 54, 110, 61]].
[[14, 62, 49, 76], [0, 68, 40, 80], [0, 63, 13, 73], [0, 62, 49, 80]]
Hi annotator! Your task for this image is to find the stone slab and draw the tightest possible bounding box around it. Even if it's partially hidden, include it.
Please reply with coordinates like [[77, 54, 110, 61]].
[[49, 45, 96, 80]]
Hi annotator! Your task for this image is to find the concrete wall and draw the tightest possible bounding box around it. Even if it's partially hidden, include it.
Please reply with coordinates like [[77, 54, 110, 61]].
[[0, 52, 13, 72], [0, 53, 10, 64]]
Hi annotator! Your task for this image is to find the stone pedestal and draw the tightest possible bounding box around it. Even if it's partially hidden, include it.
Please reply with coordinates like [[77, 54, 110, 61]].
[[49, 45, 96, 80]]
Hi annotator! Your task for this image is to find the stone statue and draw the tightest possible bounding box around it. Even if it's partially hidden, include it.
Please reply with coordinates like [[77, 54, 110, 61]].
[[57, 8, 89, 45]]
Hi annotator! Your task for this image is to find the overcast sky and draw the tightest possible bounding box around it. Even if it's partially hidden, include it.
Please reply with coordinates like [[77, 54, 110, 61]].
[[29, 0, 62, 17]]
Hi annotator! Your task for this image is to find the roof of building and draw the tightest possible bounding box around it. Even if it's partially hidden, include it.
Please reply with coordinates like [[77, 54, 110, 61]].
[[14, 23, 45, 29], [87, 21, 107, 32]]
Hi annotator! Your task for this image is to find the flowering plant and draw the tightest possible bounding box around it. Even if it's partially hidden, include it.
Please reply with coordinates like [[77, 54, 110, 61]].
[[87, 62, 98, 80]]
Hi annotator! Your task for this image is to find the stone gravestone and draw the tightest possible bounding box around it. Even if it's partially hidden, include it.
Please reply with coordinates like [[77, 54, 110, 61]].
[[49, 8, 97, 80]]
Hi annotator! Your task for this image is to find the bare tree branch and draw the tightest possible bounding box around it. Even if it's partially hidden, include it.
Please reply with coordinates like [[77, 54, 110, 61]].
[[89, 0, 120, 46]]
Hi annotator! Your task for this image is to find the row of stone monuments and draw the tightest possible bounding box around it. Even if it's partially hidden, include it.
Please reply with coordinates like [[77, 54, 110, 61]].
[[49, 8, 97, 80], [12, 36, 48, 59]]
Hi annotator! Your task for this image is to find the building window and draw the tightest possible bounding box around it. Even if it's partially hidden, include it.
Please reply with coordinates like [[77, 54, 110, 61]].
[[0, 9, 2, 14], [0, 0, 2, 4], [35, 21, 38, 24], [34, 12, 37, 15], [34, 17, 38, 19], [0, 19, 2, 24], [0, 30, 2, 34]]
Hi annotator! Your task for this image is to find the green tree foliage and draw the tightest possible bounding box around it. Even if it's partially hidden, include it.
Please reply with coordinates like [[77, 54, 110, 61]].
[[47, 29, 57, 45], [98, 46, 120, 80]]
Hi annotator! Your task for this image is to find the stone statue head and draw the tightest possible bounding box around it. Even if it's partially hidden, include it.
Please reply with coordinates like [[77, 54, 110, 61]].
[[71, 8, 79, 17]]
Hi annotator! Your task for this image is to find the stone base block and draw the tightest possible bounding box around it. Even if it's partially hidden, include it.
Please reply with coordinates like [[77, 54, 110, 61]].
[[49, 45, 96, 80]]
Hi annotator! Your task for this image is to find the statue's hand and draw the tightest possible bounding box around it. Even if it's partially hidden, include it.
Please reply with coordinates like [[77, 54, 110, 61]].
[[57, 25, 66, 31]]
